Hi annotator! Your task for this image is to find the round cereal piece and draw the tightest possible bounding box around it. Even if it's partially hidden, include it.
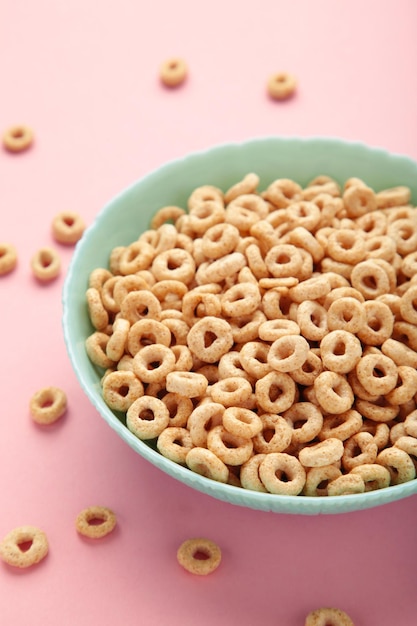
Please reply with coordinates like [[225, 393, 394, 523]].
[[31, 247, 61, 281], [259, 453, 306, 495], [106, 317, 130, 361], [239, 341, 271, 379], [376, 447, 416, 484], [303, 465, 343, 497], [320, 330, 362, 374], [120, 290, 162, 325], [187, 185, 224, 211], [0, 243, 17, 275], [314, 371, 354, 414], [126, 395, 170, 439], [350, 259, 391, 299], [185, 447, 229, 482], [202, 222, 240, 260], [267, 72, 297, 100], [150, 205, 186, 229], [252, 413, 293, 454], [355, 352, 398, 396], [405, 410, 417, 438], [85, 331, 115, 369], [187, 402, 224, 447], [296, 300, 328, 342], [240, 454, 268, 492], [161, 392, 194, 427], [29, 386, 67, 425], [289, 274, 331, 303], [51, 211, 85, 245], [290, 349, 324, 386], [119, 241, 155, 275], [221, 282, 261, 318], [207, 425, 253, 466], [343, 184, 377, 218], [282, 402, 323, 445], [305, 607, 354, 626], [75, 506, 116, 539], [187, 316, 233, 364], [399, 284, 417, 325], [86, 287, 109, 331], [319, 409, 363, 442], [210, 377, 253, 408], [264, 244, 303, 278], [299, 438, 344, 468], [157, 426, 194, 464], [388, 218, 417, 255], [160, 57, 187, 87], [267, 334, 310, 373], [196, 251, 246, 285], [166, 371, 208, 398], [182, 290, 222, 325], [189, 200, 225, 235], [326, 229, 366, 264], [177, 538, 221, 576], [229, 309, 267, 344], [152, 249, 196, 284], [102, 370, 144, 412], [255, 371, 296, 414], [132, 343, 176, 384], [356, 300, 394, 346], [327, 473, 366, 496], [258, 319, 300, 342], [263, 178, 302, 208], [350, 463, 391, 492], [2, 125, 34, 152], [0, 526, 48, 568], [341, 432, 378, 471], [222, 406, 263, 439], [386, 365, 417, 406], [381, 338, 417, 369], [326, 297, 366, 334], [355, 397, 399, 423], [224, 173, 260, 204]]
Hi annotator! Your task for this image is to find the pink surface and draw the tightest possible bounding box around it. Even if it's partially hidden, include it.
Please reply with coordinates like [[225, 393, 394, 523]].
[[1, 1, 417, 624]]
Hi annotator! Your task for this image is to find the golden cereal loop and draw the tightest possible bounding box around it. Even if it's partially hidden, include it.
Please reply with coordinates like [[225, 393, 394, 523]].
[[350, 260, 390, 299], [52, 211, 85, 245], [283, 402, 323, 445], [296, 301, 328, 342], [0, 526, 48, 568], [3, 125, 33, 152], [263, 178, 302, 208], [387, 218, 417, 256], [288, 274, 331, 303], [267, 72, 297, 100], [126, 395, 170, 439], [314, 371, 354, 414], [253, 413, 293, 454], [239, 341, 271, 379], [303, 465, 342, 497], [267, 334, 310, 373], [259, 453, 306, 495], [343, 184, 377, 218], [356, 300, 394, 346], [152, 249, 196, 284], [376, 447, 416, 484], [106, 317, 130, 361], [160, 58, 187, 87], [127, 319, 171, 357], [31, 247, 61, 282], [381, 338, 417, 368], [221, 282, 261, 318], [85, 332, 115, 369], [224, 173, 260, 204], [327, 473, 365, 496], [185, 447, 229, 482], [222, 406, 263, 439], [350, 463, 391, 491], [187, 402, 224, 447], [210, 377, 253, 408], [326, 298, 366, 334], [258, 319, 300, 342], [0, 243, 17, 275], [264, 244, 303, 278], [240, 454, 268, 492], [207, 425, 253, 466], [386, 365, 417, 405], [177, 538, 221, 576], [299, 438, 344, 468], [162, 392, 193, 427], [326, 229, 366, 264], [75, 506, 116, 539], [376, 185, 411, 208], [319, 409, 363, 442], [86, 287, 109, 331], [320, 330, 362, 375], [255, 371, 296, 414], [229, 309, 266, 344], [305, 607, 354, 626], [102, 370, 144, 412], [157, 427, 194, 464], [342, 432, 378, 471], [30, 386, 67, 425], [120, 290, 162, 325], [187, 316, 233, 363], [132, 343, 175, 384], [202, 223, 240, 260], [290, 349, 323, 386], [405, 410, 417, 438], [356, 352, 398, 396], [150, 206, 186, 230], [166, 371, 208, 398]]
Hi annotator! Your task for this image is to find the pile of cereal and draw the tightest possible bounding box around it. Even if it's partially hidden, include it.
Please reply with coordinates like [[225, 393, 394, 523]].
[[84, 172, 417, 497]]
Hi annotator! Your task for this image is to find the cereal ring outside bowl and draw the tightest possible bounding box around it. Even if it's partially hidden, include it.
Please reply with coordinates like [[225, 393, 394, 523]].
[[63, 136, 417, 515]]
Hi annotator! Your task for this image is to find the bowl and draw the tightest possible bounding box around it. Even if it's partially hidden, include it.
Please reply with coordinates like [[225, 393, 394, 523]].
[[63, 136, 417, 515]]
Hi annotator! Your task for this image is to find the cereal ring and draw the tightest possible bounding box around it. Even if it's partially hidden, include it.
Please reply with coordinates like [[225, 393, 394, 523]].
[[210, 377, 253, 408], [177, 538, 221, 576], [162, 317, 190, 346], [341, 432, 378, 471], [224, 173, 260, 204], [290, 350, 323, 386], [327, 473, 365, 496], [126, 395, 170, 439], [350, 463, 391, 491], [52, 211, 85, 245], [283, 402, 323, 444], [252, 413, 293, 454], [355, 352, 398, 396], [405, 410, 417, 438], [189, 201, 225, 235], [2, 125, 33, 152], [229, 310, 267, 344], [381, 338, 417, 368], [156, 427, 194, 463], [264, 244, 303, 278], [150, 206, 186, 230], [207, 425, 253, 466], [355, 397, 399, 423], [132, 344, 175, 383], [120, 290, 162, 325], [166, 371, 208, 398], [29, 386, 67, 425], [75, 506, 116, 539], [218, 351, 254, 382], [305, 607, 354, 626], [187, 316, 233, 363], [185, 447, 229, 482], [152, 249, 196, 284], [299, 438, 344, 468], [387, 218, 417, 256], [350, 260, 390, 299], [240, 454, 268, 492], [86, 287, 109, 331], [239, 341, 271, 379], [386, 365, 417, 405], [182, 290, 222, 325], [343, 184, 377, 218], [320, 330, 362, 374], [376, 447, 416, 484], [319, 409, 363, 442], [255, 371, 296, 413], [326, 298, 366, 334], [0, 243, 17, 275], [102, 370, 144, 412], [259, 453, 306, 495], [303, 465, 342, 497], [288, 274, 331, 303], [356, 300, 394, 346], [105, 318, 130, 361], [258, 319, 300, 342], [244, 243, 269, 279], [263, 178, 302, 209], [31, 247, 61, 281], [196, 252, 246, 285], [314, 371, 354, 414], [364, 235, 396, 262], [127, 318, 171, 356], [85, 332, 115, 369], [222, 406, 263, 439], [267, 334, 310, 373], [161, 392, 193, 427], [187, 402, 224, 447], [296, 300, 328, 341], [326, 229, 366, 264], [202, 223, 240, 259], [267, 72, 297, 100], [221, 282, 261, 318], [0, 526, 48, 568], [160, 58, 187, 87]]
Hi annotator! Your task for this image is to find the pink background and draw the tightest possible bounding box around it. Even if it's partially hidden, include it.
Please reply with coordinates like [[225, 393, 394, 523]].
[[1, 1, 417, 624]]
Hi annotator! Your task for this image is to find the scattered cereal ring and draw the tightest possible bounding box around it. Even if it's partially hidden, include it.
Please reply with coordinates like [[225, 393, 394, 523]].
[[31, 247, 61, 282], [52, 211, 86, 245], [2, 125, 33, 152], [75, 506, 117, 539], [0, 526, 48, 568], [177, 538, 221, 575], [305, 606, 354, 626], [29, 386, 67, 425], [0, 243, 17, 275], [267, 72, 297, 100], [160, 58, 187, 87]]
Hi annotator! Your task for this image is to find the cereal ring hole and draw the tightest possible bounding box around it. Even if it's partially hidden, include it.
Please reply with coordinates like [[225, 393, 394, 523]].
[[39, 250, 55, 268], [17, 539, 33, 553]]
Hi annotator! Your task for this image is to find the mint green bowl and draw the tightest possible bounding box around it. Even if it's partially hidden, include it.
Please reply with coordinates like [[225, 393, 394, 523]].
[[63, 137, 417, 514]]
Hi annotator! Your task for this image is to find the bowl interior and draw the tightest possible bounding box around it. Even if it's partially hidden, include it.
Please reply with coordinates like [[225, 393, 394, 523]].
[[63, 136, 417, 514]]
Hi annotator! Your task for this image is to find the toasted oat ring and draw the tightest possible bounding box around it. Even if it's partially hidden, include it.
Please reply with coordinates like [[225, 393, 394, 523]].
[[355, 353, 398, 396], [152, 249, 196, 284], [102, 370, 144, 412], [221, 282, 261, 318], [132, 344, 175, 383], [187, 402, 224, 447], [225, 173, 260, 204], [166, 371, 208, 398], [210, 377, 253, 408], [3, 125, 34, 152], [290, 349, 324, 386], [156, 427, 194, 464], [356, 300, 394, 346], [305, 607, 354, 626], [127, 319, 171, 356], [381, 338, 417, 368], [326, 298, 366, 334], [376, 447, 416, 484], [201, 223, 240, 260], [30, 386, 67, 425], [0, 243, 17, 275], [258, 319, 300, 342], [182, 290, 222, 324], [188, 200, 225, 235], [299, 438, 344, 468], [52, 211, 85, 245], [229, 309, 266, 344], [320, 330, 362, 374], [255, 371, 296, 414], [267, 72, 297, 100], [0, 526, 48, 568], [177, 538, 221, 576], [160, 58, 187, 87], [327, 474, 366, 496], [31, 247, 61, 281], [341, 432, 378, 471], [196, 251, 246, 285], [207, 425, 253, 466], [313, 371, 354, 414], [355, 398, 399, 423], [240, 454, 268, 492], [185, 447, 229, 482], [187, 316, 233, 363], [222, 406, 263, 439], [343, 184, 377, 218], [86, 287, 109, 331], [388, 218, 417, 255], [350, 260, 390, 299], [319, 410, 363, 442], [239, 341, 271, 379], [150, 205, 186, 229], [252, 413, 293, 454], [161, 392, 193, 427], [105, 318, 130, 361], [303, 465, 342, 497], [399, 284, 417, 325], [405, 410, 417, 438], [126, 395, 170, 439], [85, 332, 115, 369], [350, 463, 391, 492], [283, 402, 323, 445], [263, 178, 302, 208], [264, 244, 303, 278], [75, 506, 116, 539], [267, 334, 310, 373], [295, 300, 328, 342], [386, 365, 417, 405], [288, 275, 331, 303], [120, 290, 162, 324], [326, 229, 366, 264], [259, 453, 306, 495]]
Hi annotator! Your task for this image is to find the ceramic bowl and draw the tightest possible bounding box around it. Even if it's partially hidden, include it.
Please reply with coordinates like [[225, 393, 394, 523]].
[[63, 136, 417, 514]]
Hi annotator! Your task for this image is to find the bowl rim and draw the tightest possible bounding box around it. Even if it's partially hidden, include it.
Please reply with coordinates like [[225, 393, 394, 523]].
[[63, 135, 417, 515]]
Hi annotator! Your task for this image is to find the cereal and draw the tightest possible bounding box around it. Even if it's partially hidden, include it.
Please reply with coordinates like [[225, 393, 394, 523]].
[[0, 243, 17, 275], [31, 247, 61, 281], [75, 506, 116, 539], [305, 607, 354, 626], [177, 538, 221, 575], [2, 125, 33, 152], [84, 171, 417, 497], [160, 58, 187, 87], [30, 386, 67, 425], [52, 211, 85, 245], [267, 72, 297, 100], [0, 526, 48, 568]]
